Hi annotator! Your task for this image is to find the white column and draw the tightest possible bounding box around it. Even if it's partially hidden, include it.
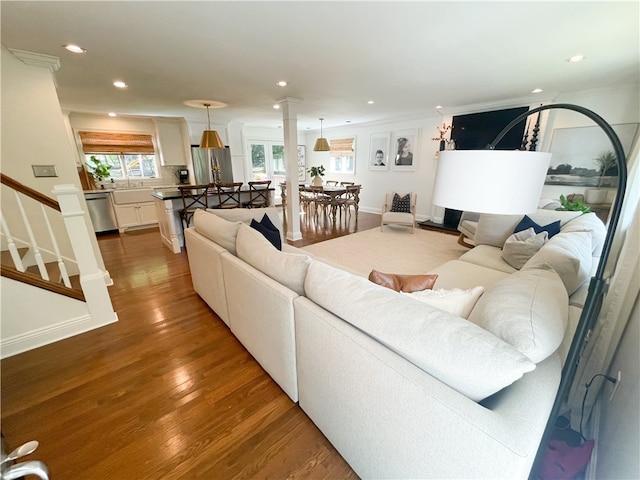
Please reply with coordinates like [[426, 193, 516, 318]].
[[276, 96, 303, 241]]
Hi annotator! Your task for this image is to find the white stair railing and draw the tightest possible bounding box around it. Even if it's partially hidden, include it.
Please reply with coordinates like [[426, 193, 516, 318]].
[[41, 203, 72, 288], [0, 212, 26, 272], [14, 191, 49, 280]]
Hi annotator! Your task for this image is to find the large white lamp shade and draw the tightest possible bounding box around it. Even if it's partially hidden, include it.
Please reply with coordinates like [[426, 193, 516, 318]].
[[432, 150, 552, 215]]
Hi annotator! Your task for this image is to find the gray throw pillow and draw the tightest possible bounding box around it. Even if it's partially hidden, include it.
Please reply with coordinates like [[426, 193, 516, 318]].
[[501, 227, 548, 269]]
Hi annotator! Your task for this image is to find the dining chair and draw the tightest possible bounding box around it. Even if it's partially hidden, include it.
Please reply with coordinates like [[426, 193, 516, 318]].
[[214, 182, 243, 209], [325, 180, 339, 186], [311, 185, 330, 216], [178, 184, 211, 232], [279, 182, 287, 211], [244, 180, 271, 208], [340, 181, 355, 186]]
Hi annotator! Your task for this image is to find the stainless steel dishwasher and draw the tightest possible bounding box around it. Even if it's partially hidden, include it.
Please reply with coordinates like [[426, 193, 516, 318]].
[[84, 192, 118, 233]]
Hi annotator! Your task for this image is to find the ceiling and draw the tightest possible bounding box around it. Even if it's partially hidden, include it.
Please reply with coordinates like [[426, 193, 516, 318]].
[[2, 1, 638, 131]]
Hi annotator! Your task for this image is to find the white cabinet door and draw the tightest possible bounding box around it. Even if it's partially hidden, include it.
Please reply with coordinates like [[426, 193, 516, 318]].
[[114, 204, 140, 231], [138, 202, 158, 225]]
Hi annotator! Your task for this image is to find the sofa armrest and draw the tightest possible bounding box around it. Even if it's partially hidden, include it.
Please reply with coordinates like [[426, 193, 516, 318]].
[[294, 296, 561, 479]]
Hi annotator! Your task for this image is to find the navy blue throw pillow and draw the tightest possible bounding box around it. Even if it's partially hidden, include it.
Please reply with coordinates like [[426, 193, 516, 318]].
[[514, 215, 561, 238], [250, 214, 282, 250]]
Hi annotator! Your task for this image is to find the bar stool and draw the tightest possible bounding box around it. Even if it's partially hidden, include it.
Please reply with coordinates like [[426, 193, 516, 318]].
[[244, 180, 271, 208], [214, 182, 243, 209], [178, 184, 211, 232]]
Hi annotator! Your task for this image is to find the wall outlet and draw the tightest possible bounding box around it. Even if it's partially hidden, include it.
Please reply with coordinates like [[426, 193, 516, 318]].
[[609, 370, 622, 402], [32, 164, 58, 177]]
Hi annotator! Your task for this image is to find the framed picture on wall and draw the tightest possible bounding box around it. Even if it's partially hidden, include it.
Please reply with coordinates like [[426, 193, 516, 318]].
[[545, 123, 638, 187], [297, 145, 306, 181], [369, 133, 390, 171], [391, 129, 419, 171]]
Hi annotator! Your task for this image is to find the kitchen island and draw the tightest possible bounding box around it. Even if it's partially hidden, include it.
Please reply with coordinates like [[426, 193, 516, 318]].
[[152, 186, 275, 253]]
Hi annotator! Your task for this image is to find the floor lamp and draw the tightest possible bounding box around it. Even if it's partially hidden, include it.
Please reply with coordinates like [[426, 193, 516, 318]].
[[432, 103, 628, 478]]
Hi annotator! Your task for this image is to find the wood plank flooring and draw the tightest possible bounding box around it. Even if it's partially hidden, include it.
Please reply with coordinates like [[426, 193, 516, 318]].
[[1, 211, 381, 479]]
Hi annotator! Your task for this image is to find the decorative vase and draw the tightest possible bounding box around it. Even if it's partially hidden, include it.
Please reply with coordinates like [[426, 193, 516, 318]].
[[439, 139, 446, 151], [312, 176, 323, 187]]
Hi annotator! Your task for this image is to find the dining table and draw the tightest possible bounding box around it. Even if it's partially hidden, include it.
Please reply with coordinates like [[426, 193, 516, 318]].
[[299, 184, 360, 221]]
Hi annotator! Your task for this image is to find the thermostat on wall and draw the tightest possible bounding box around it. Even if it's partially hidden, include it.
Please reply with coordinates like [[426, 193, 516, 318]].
[[32, 165, 58, 177]]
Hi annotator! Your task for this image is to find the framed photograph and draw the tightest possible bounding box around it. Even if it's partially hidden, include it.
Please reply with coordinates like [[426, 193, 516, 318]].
[[391, 129, 419, 171], [545, 123, 638, 187], [297, 145, 306, 181], [369, 133, 390, 171]]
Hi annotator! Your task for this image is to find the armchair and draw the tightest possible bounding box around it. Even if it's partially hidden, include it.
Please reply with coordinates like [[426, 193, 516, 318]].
[[380, 192, 417, 233]]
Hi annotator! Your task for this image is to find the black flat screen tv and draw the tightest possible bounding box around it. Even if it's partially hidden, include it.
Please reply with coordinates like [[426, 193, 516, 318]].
[[451, 106, 529, 150]]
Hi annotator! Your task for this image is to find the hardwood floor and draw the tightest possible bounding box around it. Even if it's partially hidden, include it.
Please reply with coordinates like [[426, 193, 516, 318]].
[[1, 212, 380, 479]]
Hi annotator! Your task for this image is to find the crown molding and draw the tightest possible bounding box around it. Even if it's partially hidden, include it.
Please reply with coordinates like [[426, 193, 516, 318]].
[[9, 49, 60, 72]]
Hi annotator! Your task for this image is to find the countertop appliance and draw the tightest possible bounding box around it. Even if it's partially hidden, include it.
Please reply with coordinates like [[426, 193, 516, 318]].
[[84, 192, 118, 234]]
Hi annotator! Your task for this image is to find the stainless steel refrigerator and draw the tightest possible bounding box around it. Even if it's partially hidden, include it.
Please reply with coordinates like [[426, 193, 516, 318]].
[[191, 145, 233, 184]]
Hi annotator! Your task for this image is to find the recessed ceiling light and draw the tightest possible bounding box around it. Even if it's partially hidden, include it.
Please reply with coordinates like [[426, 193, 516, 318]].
[[346, 120, 351, 123], [273, 104, 280, 109], [108, 112, 117, 117], [63, 44, 86, 54], [113, 80, 127, 88], [435, 105, 443, 109], [367, 100, 375, 104], [566, 55, 586, 63], [531, 88, 543, 94], [276, 81, 288, 87]]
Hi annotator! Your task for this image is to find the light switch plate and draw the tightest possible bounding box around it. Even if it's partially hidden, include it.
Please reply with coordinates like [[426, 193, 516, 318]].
[[32, 165, 58, 177]]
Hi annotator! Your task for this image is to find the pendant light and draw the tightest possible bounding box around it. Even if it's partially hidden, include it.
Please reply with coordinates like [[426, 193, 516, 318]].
[[313, 118, 330, 152], [200, 103, 224, 149]]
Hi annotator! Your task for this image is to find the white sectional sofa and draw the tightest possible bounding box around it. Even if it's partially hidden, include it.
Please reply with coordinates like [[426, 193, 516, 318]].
[[184, 206, 605, 479]]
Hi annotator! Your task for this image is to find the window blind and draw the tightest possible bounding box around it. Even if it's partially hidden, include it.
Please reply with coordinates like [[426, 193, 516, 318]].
[[329, 138, 355, 157], [79, 132, 155, 154]]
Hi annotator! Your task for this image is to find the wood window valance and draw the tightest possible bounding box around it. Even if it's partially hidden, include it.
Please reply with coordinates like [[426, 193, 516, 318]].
[[79, 132, 155, 154]]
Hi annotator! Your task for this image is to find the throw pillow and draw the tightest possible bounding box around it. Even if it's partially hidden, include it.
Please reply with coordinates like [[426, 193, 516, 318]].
[[523, 231, 592, 295], [390, 193, 411, 213], [250, 214, 282, 250], [403, 286, 484, 319], [474, 214, 523, 248], [236, 224, 310, 296], [501, 227, 549, 269], [193, 209, 242, 255], [306, 260, 535, 402], [468, 264, 568, 363], [368, 269, 438, 293], [514, 215, 561, 239]]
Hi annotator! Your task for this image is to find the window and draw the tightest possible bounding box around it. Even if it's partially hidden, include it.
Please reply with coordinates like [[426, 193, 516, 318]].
[[248, 141, 285, 181], [329, 137, 356, 174], [79, 131, 159, 179]]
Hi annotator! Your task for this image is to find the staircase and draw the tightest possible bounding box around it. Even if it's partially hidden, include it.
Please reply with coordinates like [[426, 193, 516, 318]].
[[1, 174, 117, 357]]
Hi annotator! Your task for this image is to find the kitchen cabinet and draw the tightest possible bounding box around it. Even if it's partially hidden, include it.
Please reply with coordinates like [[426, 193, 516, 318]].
[[153, 118, 190, 166], [113, 202, 158, 232]]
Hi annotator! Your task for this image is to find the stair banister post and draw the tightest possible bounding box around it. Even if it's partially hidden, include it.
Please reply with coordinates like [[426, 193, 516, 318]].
[[52, 184, 117, 326]]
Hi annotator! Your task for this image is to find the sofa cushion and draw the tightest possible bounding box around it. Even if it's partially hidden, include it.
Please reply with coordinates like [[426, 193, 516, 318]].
[[193, 209, 242, 255], [523, 231, 592, 295], [458, 245, 518, 274], [501, 227, 548, 269], [206, 207, 284, 243], [474, 214, 522, 248], [468, 264, 568, 363], [514, 215, 560, 239], [236, 224, 310, 296], [305, 260, 536, 401], [391, 192, 412, 213], [402, 286, 484, 319], [250, 214, 282, 250], [560, 212, 607, 255], [368, 269, 438, 293]]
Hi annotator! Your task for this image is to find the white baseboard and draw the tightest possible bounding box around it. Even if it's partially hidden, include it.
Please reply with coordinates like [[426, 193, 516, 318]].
[[0, 312, 118, 359]]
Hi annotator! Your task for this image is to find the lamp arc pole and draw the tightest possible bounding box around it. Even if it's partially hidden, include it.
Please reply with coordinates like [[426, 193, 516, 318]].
[[490, 103, 627, 478]]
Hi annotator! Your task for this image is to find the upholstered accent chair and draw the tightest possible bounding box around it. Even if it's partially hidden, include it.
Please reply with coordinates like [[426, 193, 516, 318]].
[[380, 192, 417, 233]]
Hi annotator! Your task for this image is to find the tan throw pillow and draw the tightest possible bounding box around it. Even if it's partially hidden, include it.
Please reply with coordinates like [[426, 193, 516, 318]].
[[369, 270, 438, 293], [501, 227, 548, 269], [194, 209, 242, 255]]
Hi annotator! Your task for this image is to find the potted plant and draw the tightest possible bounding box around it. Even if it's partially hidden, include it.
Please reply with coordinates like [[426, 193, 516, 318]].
[[86, 156, 112, 189], [557, 194, 591, 213], [308, 165, 325, 186]]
